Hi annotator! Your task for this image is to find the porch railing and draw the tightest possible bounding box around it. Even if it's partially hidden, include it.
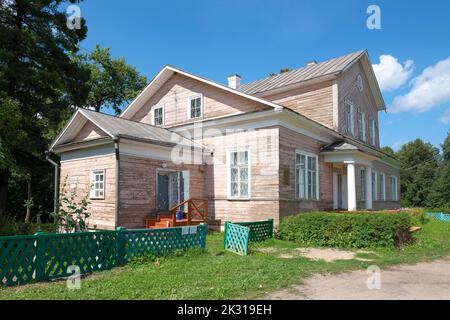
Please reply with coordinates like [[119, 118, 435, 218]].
[[170, 198, 208, 226]]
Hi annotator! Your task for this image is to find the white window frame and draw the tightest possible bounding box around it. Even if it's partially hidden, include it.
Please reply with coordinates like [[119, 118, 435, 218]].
[[391, 176, 398, 201], [369, 118, 376, 146], [379, 172, 386, 201], [295, 150, 319, 200], [344, 98, 354, 135], [357, 110, 366, 142], [151, 104, 165, 126], [360, 167, 366, 201], [371, 169, 378, 201], [90, 169, 105, 200], [227, 149, 251, 199], [187, 94, 203, 119]]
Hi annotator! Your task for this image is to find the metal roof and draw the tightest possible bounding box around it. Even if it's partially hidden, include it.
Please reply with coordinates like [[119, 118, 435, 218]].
[[241, 50, 366, 95], [77, 109, 203, 149]]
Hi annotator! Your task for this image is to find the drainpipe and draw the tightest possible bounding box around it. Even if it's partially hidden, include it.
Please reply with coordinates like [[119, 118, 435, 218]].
[[114, 138, 120, 228], [45, 151, 59, 222]]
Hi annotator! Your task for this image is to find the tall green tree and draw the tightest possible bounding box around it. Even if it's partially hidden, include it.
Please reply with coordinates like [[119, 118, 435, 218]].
[[0, 0, 89, 218], [77, 44, 147, 114], [427, 132, 450, 208], [396, 139, 439, 207]]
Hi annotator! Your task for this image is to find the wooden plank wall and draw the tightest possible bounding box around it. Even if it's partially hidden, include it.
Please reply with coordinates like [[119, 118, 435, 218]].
[[130, 73, 270, 127], [265, 81, 334, 129], [59, 155, 116, 230], [278, 126, 334, 218], [337, 61, 380, 147], [118, 155, 206, 229]]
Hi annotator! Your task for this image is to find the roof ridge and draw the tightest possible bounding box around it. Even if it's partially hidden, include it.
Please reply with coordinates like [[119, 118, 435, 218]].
[[241, 50, 366, 93]]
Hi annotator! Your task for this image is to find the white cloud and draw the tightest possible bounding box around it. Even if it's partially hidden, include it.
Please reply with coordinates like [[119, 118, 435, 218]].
[[390, 57, 450, 114], [372, 54, 414, 92], [440, 108, 450, 124]]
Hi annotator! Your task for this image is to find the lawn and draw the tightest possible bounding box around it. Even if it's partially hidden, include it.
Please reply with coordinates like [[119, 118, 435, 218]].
[[1, 220, 450, 300]]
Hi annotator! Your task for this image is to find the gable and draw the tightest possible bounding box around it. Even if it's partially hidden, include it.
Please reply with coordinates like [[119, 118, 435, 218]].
[[72, 121, 109, 143], [129, 73, 271, 127]]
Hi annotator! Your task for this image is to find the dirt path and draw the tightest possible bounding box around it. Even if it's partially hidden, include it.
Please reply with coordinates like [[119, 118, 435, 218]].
[[266, 259, 450, 300]]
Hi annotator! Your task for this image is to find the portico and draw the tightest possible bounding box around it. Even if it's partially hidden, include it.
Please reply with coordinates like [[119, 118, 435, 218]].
[[322, 141, 378, 211]]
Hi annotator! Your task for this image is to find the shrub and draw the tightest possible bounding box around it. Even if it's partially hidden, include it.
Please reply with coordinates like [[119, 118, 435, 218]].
[[0, 215, 56, 236], [277, 211, 414, 248]]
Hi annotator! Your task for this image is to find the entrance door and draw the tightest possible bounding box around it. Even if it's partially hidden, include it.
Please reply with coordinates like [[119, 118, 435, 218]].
[[157, 173, 169, 211], [157, 171, 190, 212], [337, 174, 343, 209]]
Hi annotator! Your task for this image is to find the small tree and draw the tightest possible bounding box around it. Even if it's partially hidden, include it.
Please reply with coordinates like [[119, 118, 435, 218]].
[[52, 176, 91, 233]]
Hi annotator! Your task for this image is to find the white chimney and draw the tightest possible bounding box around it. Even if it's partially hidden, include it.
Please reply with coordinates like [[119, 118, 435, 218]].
[[306, 60, 317, 67], [227, 74, 241, 90]]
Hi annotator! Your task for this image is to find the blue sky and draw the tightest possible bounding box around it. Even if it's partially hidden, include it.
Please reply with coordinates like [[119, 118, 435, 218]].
[[76, 0, 450, 151]]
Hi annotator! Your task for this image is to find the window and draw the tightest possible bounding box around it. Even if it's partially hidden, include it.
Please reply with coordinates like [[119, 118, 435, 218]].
[[356, 74, 364, 92], [295, 151, 319, 200], [189, 95, 202, 119], [90, 170, 105, 199], [344, 98, 354, 135], [371, 170, 378, 201], [369, 118, 376, 145], [357, 110, 366, 141], [360, 168, 366, 201], [391, 176, 398, 201], [152, 105, 164, 126], [229, 150, 249, 198], [379, 172, 386, 201]]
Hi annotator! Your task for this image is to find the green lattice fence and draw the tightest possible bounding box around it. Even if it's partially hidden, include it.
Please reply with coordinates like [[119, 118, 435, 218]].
[[0, 235, 37, 286], [121, 225, 207, 262], [235, 219, 273, 243], [0, 224, 206, 287], [224, 222, 250, 255], [426, 212, 450, 222]]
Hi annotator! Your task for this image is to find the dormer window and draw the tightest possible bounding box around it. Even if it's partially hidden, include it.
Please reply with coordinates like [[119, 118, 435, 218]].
[[356, 74, 364, 92], [188, 95, 202, 119], [152, 105, 164, 126]]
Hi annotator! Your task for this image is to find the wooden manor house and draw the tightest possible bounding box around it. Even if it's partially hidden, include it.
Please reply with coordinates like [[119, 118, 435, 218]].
[[49, 50, 400, 230]]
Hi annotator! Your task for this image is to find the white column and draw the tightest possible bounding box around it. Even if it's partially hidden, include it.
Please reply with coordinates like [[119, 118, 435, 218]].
[[365, 166, 373, 210], [347, 162, 357, 211], [332, 172, 338, 209]]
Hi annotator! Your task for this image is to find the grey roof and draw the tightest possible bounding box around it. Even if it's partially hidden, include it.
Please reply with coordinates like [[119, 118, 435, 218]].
[[241, 50, 366, 95], [79, 109, 203, 149]]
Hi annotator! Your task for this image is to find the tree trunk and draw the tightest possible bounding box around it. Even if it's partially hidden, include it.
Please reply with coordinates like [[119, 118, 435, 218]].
[[25, 180, 31, 223], [0, 169, 8, 216]]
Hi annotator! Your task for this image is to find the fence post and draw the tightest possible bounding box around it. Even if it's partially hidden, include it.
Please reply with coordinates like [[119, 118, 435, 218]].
[[223, 221, 229, 250], [34, 232, 46, 281], [116, 227, 126, 266], [199, 223, 206, 248], [267, 218, 274, 239]]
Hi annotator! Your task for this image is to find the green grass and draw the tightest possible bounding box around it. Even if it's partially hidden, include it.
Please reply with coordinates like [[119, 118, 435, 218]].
[[1, 221, 450, 300]]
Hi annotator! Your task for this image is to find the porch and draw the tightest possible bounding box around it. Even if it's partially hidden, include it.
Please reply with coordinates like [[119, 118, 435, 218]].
[[145, 198, 208, 229], [322, 142, 383, 211]]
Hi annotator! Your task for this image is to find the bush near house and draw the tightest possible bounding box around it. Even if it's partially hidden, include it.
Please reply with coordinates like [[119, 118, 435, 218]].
[[277, 211, 414, 248], [0, 215, 56, 236]]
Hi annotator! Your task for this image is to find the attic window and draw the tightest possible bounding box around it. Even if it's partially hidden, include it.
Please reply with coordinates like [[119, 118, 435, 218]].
[[356, 74, 364, 92], [152, 105, 164, 126], [189, 95, 202, 119]]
